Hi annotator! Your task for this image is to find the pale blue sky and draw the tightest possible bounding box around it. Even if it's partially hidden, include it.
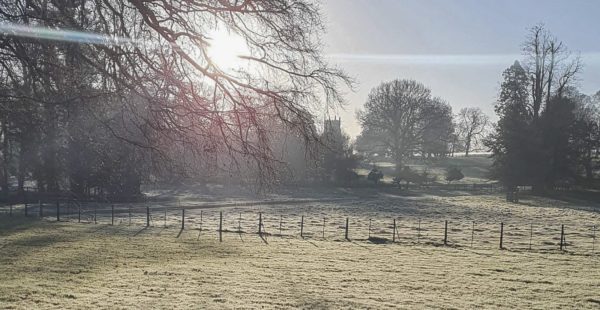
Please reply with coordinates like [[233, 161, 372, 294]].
[[322, 0, 600, 137]]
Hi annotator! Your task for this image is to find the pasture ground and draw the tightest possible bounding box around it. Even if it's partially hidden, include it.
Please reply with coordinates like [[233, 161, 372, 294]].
[[1, 191, 600, 309]]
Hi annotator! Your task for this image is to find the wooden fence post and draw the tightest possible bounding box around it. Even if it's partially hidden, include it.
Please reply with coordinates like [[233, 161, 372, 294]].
[[238, 213, 242, 233], [392, 219, 396, 243], [200, 210, 203, 231], [345, 217, 349, 240], [219, 211, 223, 242], [128, 206, 132, 226], [78, 205, 81, 223], [94, 205, 97, 224], [56, 200, 60, 222], [24, 202, 28, 217], [181, 208, 185, 230], [146, 206, 150, 227], [499, 222, 504, 250], [368, 219, 372, 239], [444, 220, 448, 246], [258, 212, 262, 235], [111, 205, 115, 225], [300, 215, 304, 238], [560, 224, 565, 251]]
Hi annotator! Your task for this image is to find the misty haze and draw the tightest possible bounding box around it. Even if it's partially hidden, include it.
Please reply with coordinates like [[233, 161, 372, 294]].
[[0, 0, 599, 309]]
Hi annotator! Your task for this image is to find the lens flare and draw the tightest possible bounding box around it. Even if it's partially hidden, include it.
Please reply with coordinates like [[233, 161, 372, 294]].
[[0, 22, 136, 46]]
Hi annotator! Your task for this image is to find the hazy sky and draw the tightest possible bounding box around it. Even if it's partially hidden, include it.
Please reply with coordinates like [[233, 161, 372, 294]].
[[322, 0, 600, 138]]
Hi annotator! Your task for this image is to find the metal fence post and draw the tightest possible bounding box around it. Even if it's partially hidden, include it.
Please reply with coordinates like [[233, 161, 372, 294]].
[[471, 221, 475, 248], [444, 220, 448, 245], [345, 217, 349, 240], [529, 223, 533, 250], [499, 222, 504, 250], [417, 219, 421, 243], [279, 215, 282, 236], [219, 211, 223, 242], [181, 208, 185, 230], [560, 224, 565, 251], [392, 218, 396, 242], [592, 225, 596, 254]]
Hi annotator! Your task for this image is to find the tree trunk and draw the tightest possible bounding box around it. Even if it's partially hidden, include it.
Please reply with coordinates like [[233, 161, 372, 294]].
[[464, 135, 471, 157], [584, 149, 593, 181], [1, 120, 9, 196], [17, 144, 26, 195]]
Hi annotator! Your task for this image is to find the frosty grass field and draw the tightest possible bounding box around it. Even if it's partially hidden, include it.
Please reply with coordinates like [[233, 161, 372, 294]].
[[1, 188, 600, 309]]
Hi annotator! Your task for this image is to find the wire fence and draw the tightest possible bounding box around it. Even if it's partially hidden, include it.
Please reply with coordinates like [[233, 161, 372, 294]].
[[1, 201, 598, 256]]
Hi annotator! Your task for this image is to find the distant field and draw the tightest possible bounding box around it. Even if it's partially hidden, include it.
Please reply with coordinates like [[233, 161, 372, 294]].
[[1, 191, 599, 309], [358, 154, 494, 184]]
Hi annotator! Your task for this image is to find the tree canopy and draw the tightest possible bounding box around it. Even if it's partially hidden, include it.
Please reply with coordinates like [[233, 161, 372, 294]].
[[486, 25, 598, 192], [0, 0, 351, 197], [357, 79, 453, 168]]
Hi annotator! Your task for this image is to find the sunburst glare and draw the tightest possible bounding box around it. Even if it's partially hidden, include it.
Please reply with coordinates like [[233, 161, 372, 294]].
[[206, 28, 250, 72]]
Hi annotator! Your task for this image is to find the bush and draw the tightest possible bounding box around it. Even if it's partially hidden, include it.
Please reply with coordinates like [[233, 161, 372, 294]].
[[394, 166, 437, 189], [367, 168, 384, 185], [445, 167, 464, 183]]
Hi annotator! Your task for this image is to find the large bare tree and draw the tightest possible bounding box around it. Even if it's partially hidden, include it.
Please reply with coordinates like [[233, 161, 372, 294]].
[[524, 24, 582, 118], [358, 79, 453, 169], [0, 0, 351, 192], [456, 107, 489, 156]]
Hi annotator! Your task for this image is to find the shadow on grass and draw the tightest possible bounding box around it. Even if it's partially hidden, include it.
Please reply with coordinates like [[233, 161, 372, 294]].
[[133, 226, 149, 236], [301, 236, 319, 248], [367, 236, 390, 244], [349, 240, 369, 249], [259, 233, 269, 245], [0, 216, 44, 237]]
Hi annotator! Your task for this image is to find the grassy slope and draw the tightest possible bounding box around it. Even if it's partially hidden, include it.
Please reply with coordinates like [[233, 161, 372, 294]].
[[359, 155, 494, 184], [1, 215, 599, 309]]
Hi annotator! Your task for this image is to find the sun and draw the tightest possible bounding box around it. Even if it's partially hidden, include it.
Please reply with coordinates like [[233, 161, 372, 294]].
[[206, 28, 250, 72]]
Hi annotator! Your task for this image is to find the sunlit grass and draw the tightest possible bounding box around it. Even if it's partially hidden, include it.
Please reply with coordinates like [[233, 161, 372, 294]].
[[1, 212, 599, 308]]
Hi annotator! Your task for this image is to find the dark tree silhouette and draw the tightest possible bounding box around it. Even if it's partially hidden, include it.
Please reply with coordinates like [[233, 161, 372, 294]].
[[358, 79, 453, 170], [445, 167, 464, 184], [486, 25, 594, 192], [0, 0, 351, 196]]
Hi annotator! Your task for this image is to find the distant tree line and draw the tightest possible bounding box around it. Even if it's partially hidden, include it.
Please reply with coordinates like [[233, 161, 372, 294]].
[[353, 25, 599, 192], [355, 79, 489, 166]]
